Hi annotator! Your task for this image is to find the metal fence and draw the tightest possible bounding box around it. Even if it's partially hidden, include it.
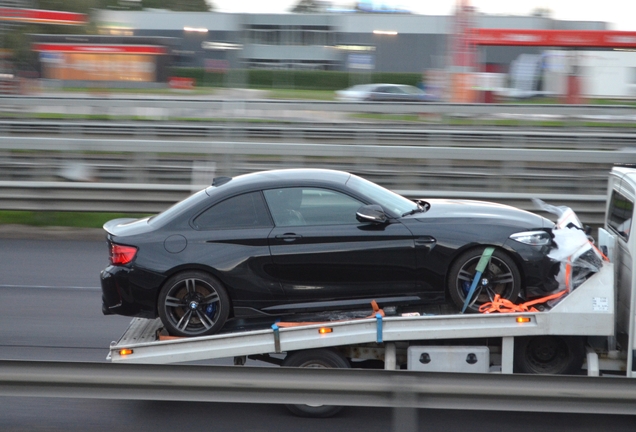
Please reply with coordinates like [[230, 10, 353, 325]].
[[3, 95, 636, 123], [0, 181, 608, 228], [1, 359, 635, 427], [1, 120, 635, 149], [0, 132, 630, 226]]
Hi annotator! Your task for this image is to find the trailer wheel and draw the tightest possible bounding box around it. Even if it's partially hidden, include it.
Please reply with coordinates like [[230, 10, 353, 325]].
[[514, 336, 585, 375], [158, 271, 230, 337], [282, 349, 350, 418], [448, 247, 521, 313]]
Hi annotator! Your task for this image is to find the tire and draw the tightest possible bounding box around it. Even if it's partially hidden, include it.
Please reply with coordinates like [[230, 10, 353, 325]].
[[282, 349, 350, 418], [514, 336, 585, 375], [158, 271, 230, 337], [448, 247, 521, 313]]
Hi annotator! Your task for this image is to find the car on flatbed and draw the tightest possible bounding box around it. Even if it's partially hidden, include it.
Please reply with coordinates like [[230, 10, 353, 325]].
[[101, 168, 559, 337]]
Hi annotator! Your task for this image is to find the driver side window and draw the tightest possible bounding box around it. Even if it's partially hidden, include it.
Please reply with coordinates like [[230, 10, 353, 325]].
[[263, 188, 363, 227]]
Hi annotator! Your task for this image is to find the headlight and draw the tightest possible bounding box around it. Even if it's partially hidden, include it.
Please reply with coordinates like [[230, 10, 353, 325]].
[[509, 230, 551, 246]]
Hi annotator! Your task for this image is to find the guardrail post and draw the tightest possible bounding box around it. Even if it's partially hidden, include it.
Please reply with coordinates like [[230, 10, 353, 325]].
[[385, 342, 396, 370], [392, 405, 418, 432], [502, 336, 514, 374], [391, 376, 419, 432]]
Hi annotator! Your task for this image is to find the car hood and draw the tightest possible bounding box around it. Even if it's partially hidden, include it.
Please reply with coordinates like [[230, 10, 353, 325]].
[[103, 217, 154, 237], [409, 199, 553, 229]]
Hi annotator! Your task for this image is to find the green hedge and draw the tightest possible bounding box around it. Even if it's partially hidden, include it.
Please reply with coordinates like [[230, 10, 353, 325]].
[[169, 68, 421, 90]]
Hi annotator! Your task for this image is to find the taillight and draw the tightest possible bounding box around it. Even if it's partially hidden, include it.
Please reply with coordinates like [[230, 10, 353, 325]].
[[109, 243, 138, 265]]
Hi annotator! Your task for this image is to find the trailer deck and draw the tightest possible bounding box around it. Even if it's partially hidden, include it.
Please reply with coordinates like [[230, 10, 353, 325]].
[[109, 262, 614, 371]]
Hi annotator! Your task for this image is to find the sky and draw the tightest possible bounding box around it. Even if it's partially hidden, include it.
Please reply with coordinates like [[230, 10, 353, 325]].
[[209, 0, 636, 31]]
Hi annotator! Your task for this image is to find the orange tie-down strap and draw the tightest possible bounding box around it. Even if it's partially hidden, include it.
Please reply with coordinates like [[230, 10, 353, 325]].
[[275, 300, 385, 328], [479, 242, 610, 315], [478, 289, 567, 314]]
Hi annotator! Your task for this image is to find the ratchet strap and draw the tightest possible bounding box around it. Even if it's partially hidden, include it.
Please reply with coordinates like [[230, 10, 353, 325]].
[[461, 247, 495, 313], [271, 324, 281, 353], [274, 300, 385, 328], [376, 313, 383, 343], [271, 301, 386, 350], [478, 289, 567, 314]]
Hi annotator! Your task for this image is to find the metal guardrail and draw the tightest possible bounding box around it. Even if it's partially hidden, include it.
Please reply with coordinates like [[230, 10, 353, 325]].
[[3, 95, 636, 117], [0, 182, 195, 213], [3, 136, 636, 163], [0, 136, 628, 195], [0, 181, 608, 227], [0, 134, 626, 224], [1, 360, 635, 418], [1, 120, 635, 150]]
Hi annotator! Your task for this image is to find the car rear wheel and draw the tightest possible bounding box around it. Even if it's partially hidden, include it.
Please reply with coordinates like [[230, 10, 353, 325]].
[[514, 336, 585, 374], [282, 349, 350, 418], [158, 271, 230, 337], [448, 247, 521, 313]]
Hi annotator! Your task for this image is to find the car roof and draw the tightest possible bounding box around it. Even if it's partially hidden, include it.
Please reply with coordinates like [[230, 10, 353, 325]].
[[347, 83, 409, 91], [209, 168, 352, 193]]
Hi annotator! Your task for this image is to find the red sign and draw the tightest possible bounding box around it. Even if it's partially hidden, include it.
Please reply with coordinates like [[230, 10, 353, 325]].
[[169, 77, 195, 90], [473, 29, 636, 48], [0, 8, 87, 25], [32, 43, 168, 55]]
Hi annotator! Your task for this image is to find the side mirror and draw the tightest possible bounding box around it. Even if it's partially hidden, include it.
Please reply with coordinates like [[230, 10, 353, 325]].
[[356, 204, 388, 224]]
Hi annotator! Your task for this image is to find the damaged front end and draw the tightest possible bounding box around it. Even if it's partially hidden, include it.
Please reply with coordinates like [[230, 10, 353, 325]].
[[534, 199, 607, 298]]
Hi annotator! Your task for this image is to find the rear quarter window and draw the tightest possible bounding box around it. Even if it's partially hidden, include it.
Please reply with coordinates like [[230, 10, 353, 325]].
[[193, 191, 272, 230]]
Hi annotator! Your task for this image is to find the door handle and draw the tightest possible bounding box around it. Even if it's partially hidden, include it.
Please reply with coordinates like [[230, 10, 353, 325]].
[[415, 236, 436, 246], [275, 234, 302, 242]]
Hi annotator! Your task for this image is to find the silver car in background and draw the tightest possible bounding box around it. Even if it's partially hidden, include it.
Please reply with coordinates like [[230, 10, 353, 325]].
[[335, 83, 434, 102]]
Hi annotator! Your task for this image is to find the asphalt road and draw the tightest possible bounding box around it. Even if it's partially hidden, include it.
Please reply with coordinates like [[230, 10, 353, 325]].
[[0, 236, 635, 431]]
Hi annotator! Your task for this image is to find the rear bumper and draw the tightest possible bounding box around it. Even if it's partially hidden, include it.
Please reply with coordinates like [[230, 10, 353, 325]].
[[100, 265, 160, 319]]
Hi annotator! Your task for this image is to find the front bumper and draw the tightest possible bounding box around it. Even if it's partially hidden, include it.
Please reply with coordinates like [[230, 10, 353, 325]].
[[503, 240, 560, 298]]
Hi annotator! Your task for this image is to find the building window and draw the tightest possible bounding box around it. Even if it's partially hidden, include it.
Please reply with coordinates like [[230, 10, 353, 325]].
[[246, 25, 332, 46]]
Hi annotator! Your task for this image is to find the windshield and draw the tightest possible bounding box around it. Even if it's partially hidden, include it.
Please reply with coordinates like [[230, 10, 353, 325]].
[[346, 174, 418, 217], [348, 84, 376, 92]]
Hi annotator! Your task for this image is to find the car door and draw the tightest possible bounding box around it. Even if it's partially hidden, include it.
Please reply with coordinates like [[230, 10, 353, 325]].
[[385, 86, 406, 101], [372, 86, 392, 101], [263, 187, 417, 304], [186, 191, 285, 309]]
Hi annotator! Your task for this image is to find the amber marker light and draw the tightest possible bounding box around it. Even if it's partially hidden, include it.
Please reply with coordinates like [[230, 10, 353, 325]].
[[119, 349, 134, 356], [318, 327, 333, 334], [516, 317, 531, 323]]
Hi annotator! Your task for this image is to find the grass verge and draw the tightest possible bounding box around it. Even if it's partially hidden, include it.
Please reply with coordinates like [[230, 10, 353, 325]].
[[264, 89, 336, 100]]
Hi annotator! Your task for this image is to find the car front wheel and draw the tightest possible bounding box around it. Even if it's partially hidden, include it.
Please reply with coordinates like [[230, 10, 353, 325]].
[[448, 247, 521, 313], [158, 271, 230, 337]]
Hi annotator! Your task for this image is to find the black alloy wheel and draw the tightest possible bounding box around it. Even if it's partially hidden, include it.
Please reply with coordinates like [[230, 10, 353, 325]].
[[158, 271, 230, 337], [282, 349, 351, 418], [448, 247, 521, 313]]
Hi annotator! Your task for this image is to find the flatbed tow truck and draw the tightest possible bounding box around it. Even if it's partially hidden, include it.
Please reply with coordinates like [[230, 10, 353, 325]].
[[106, 166, 636, 416]]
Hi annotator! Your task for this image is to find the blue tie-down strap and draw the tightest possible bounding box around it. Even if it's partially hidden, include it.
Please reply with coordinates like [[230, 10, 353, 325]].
[[271, 324, 281, 353], [461, 247, 495, 313], [376, 313, 383, 343]]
